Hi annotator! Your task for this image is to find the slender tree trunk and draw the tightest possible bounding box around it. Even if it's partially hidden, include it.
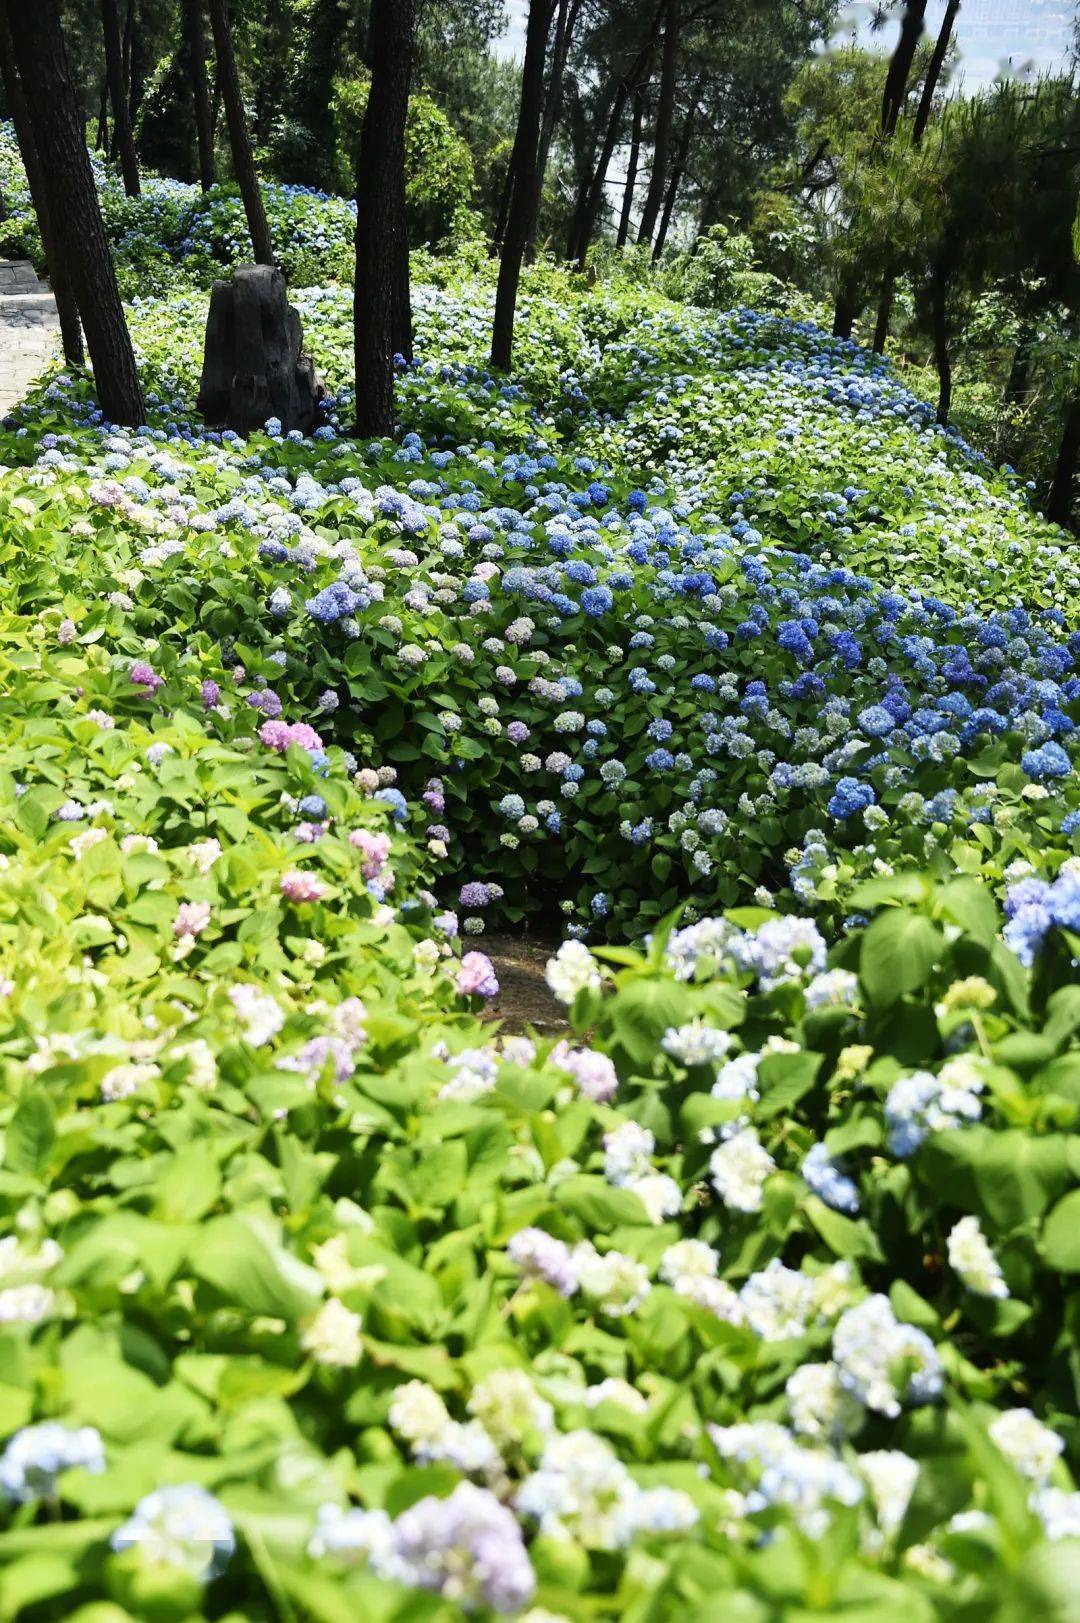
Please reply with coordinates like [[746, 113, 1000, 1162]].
[[881, 0, 928, 135], [96, 80, 110, 154], [1004, 324, 1034, 406], [121, 0, 135, 112], [0, 7, 83, 364], [183, 0, 215, 192], [872, 270, 894, 354], [913, 0, 959, 142], [490, 156, 514, 256], [491, 0, 554, 371], [353, 0, 414, 435], [832, 272, 860, 340], [617, 84, 644, 247], [525, 0, 581, 262], [930, 266, 951, 425], [636, 0, 679, 245], [100, 0, 139, 194], [206, 0, 273, 264], [652, 100, 693, 258], [4, 0, 143, 423], [1047, 393, 1080, 528], [571, 81, 630, 264]]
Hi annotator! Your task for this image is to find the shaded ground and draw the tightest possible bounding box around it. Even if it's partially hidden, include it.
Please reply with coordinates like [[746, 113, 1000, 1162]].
[[482, 930, 566, 1034]]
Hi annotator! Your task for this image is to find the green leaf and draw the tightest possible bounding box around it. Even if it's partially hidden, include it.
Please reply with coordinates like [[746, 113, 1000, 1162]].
[[4, 1092, 56, 1175], [191, 1216, 322, 1320], [860, 909, 942, 1006], [1041, 1189, 1080, 1271]]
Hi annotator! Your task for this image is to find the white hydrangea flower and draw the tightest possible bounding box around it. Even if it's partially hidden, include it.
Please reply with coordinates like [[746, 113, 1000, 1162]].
[[989, 1408, 1063, 1486], [389, 1381, 451, 1449], [946, 1216, 1008, 1299], [300, 1298, 363, 1368], [710, 1127, 775, 1212], [659, 1239, 719, 1285], [859, 1449, 919, 1537], [545, 939, 602, 1005], [786, 1361, 865, 1442], [572, 1242, 650, 1316], [468, 1369, 554, 1452]]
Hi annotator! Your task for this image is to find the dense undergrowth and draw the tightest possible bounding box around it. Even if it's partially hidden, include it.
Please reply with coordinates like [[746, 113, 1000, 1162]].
[[1, 144, 1080, 1621]]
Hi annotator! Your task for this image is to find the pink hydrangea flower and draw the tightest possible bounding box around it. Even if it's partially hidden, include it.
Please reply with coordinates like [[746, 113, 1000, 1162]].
[[173, 900, 211, 939], [456, 951, 499, 999], [281, 870, 326, 903], [349, 828, 392, 879], [550, 1040, 618, 1103], [259, 719, 324, 754]]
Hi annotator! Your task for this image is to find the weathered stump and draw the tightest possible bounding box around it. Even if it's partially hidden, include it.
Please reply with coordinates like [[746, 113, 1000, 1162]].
[[197, 263, 324, 436]]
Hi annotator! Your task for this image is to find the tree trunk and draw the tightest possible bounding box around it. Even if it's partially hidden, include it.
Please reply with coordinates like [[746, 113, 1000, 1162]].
[[652, 100, 693, 259], [183, 0, 215, 192], [96, 79, 110, 154], [881, 0, 928, 135], [4, 0, 143, 423], [491, 0, 554, 371], [913, 0, 959, 143], [617, 84, 644, 248], [930, 267, 951, 425], [490, 153, 514, 256], [206, 0, 273, 264], [832, 273, 860, 340], [121, 0, 135, 114], [1047, 393, 1080, 528], [353, 0, 414, 435], [0, 6, 83, 365], [636, 0, 679, 246], [525, 0, 582, 262], [100, 0, 139, 194], [1004, 324, 1033, 406], [871, 269, 894, 354]]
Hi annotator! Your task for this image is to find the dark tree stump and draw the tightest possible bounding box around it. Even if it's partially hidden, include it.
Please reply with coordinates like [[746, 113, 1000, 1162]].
[[197, 264, 324, 436]]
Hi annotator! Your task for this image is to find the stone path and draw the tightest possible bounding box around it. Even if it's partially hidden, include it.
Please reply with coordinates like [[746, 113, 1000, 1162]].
[[482, 930, 566, 1033], [0, 260, 60, 415]]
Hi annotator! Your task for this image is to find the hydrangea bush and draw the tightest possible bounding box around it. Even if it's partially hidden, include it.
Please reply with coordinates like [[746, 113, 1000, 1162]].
[[1, 158, 1080, 1618]]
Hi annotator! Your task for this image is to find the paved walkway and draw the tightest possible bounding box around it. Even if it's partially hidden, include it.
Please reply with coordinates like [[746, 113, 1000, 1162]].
[[0, 260, 60, 415]]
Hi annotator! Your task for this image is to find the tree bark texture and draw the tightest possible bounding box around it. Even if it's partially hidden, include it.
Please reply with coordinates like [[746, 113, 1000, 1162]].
[[931, 265, 951, 425], [1046, 393, 1080, 528], [871, 270, 894, 355], [881, 0, 927, 135], [206, 0, 274, 264], [353, 0, 415, 434], [652, 98, 694, 258], [0, 7, 84, 364], [832, 273, 860, 340], [525, 0, 582, 262], [100, 0, 140, 194], [491, 0, 554, 370], [183, 0, 216, 192], [913, 0, 959, 143], [636, 0, 679, 246], [617, 84, 645, 247], [4, 0, 143, 424]]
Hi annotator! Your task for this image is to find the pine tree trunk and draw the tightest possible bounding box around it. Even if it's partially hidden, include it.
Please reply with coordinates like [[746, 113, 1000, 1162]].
[[121, 0, 135, 112], [525, 0, 581, 262], [881, 0, 928, 135], [617, 84, 644, 248], [206, 0, 273, 264], [100, 0, 139, 194], [491, 159, 514, 255], [4, 0, 143, 423], [0, 6, 83, 365], [183, 0, 215, 192], [1004, 325, 1033, 406], [832, 274, 860, 340], [652, 100, 693, 259], [872, 269, 894, 355], [931, 266, 951, 425], [1047, 394, 1080, 528], [636, 0, 679, 246], [491, 0, 554, 371], [96, 80, 110, 155], [353, 0, 414, 435], [913, 0, 959, 143]]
